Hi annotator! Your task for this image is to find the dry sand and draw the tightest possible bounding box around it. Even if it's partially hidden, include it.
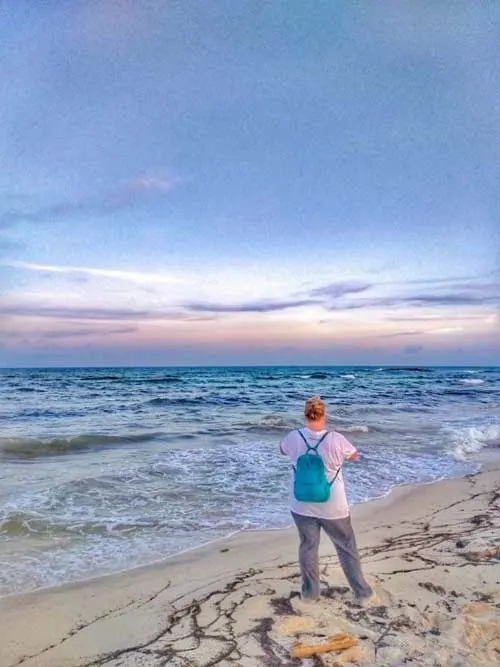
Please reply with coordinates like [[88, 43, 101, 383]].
[[1, 464, 499, 667]]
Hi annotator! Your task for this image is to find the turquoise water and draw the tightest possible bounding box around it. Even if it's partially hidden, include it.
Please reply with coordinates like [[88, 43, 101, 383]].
[[0, 365, 498, 595]]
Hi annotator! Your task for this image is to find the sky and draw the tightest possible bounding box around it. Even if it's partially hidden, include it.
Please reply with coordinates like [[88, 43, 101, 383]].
[[0, 1, 499, 367]]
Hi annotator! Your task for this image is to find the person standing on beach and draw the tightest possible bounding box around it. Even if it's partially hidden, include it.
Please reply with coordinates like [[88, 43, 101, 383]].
[[280, 396, 372, 603]]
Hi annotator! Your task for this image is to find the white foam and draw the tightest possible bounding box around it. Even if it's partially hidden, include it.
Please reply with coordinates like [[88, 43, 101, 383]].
[[446, 424, 500, 461], [458, 378, 484, 385], [337, 425, 369, 434], [340, 374, 356, 380]]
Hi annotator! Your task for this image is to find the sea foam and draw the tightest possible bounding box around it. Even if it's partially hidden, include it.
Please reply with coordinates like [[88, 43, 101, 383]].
[[446, 424, 500, 461]]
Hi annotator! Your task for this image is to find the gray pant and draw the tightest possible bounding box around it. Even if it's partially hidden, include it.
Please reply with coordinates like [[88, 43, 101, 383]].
[[291, 511, 372, 600]]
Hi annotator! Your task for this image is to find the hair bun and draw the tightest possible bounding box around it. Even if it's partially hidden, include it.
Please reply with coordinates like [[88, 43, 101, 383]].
[[304, 396, 326, 421]]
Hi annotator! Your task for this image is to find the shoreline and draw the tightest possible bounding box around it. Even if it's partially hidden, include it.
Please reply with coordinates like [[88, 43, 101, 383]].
[[0, 458, 481, 603], [1, 460, 499, 666]]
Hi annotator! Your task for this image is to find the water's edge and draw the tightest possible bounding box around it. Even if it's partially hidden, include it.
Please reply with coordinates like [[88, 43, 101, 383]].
[[0, 460, 488, 603]]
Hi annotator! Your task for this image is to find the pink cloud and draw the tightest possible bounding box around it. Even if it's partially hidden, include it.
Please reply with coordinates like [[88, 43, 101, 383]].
[[127, 176, 180, 193]]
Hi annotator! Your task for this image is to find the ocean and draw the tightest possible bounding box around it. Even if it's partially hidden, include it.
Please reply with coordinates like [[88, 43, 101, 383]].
[[0, 365, 498, 597]]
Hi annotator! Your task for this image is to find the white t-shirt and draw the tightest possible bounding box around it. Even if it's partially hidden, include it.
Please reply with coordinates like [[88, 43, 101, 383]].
[[280, 427, 356, 520]]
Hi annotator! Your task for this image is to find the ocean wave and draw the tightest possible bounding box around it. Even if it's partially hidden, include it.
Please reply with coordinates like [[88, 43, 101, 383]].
[[241, 414, 299, 432], [147, 396, 204, 406], [295, 372, 329, 379], [80, 375, 123, 381], [384, 367, 432, 373], [0, 510, 165, 537], [147, 395, 249, 407], [0, 433, 161, 459], [336, 424, 369, 434], [340, 374, 356, 380], [0, 511, 158, 538], [446, 424, 500, 461], [136, 376, 183, 384], [458, 378, 485, 385]]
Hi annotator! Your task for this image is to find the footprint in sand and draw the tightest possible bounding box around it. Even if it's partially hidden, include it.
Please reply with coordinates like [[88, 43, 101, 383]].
[[358, 581, 395, 608]]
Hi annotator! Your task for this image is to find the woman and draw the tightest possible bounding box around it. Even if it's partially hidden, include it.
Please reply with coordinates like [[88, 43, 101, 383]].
[[280, 396, 372, 603]]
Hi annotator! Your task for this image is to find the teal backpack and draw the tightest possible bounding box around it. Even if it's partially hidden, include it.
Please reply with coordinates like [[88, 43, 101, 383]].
[[293, 430, 341, 503]]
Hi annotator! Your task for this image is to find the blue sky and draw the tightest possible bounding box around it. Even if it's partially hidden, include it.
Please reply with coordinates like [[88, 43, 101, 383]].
[[0, 1, 498, 366]]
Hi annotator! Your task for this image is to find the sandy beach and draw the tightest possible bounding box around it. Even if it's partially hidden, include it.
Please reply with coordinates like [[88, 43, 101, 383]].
[[1, 463, 499, 667]]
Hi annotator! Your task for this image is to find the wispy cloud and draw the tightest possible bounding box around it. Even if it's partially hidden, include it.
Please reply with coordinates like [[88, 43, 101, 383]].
[[1, 303, 216, 323], [391, 275, 491, 286], [185, 298, 318, 314], [426, 327, 465, 335], [381, 330, 424, 338], [126, 176, 180, 192], [309, 281, 372, 299], [324, 291, 500, 311], [182, 281, 373, 315], [0, 176, 180, 229], [3, 261, 185, 285], [381, 326, 465, 339], [385, 314, 491, 322], [39, 325, 137, 339], [1, 304, 152, 321], [173, 278, 500, 317], [306, 277, 500, 312]]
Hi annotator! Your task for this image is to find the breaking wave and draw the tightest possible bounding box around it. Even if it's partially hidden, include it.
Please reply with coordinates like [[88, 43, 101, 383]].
[[336, 424, 369, 434], [0, 433, 161, 459], [446, 424, 500, 461]]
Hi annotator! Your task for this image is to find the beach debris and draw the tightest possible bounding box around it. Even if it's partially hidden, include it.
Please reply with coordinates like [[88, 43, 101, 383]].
[[464, 545, 500, 561], [291, 631, 356, 658], [418, 581, 446, 595]]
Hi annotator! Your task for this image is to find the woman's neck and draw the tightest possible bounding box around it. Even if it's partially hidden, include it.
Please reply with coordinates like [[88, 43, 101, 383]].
[[305, 420, 325, 432]]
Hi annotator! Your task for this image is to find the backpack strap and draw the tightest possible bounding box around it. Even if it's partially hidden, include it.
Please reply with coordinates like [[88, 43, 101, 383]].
[[297, 429, 329, 453], [327, 433, 344, 486], [328, 463, 343, 487]]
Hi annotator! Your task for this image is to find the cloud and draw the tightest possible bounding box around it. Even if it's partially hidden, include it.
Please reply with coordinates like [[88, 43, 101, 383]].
[[170, 277, 500, 317], [396, 275, 493, 286], [307, 278, 500, 312], [385, 314, 491, 322], [425, 327, 465, 336], [126, 176, 180, 192], [39, 325, 137, 339], [0, 193, 126, 229], [182, 281, 373, 315], [184, 298, 318, 314], [1, 304, 152, 321], [2, 260, 185, 285], [0, 176, 180, 229], [0, 303, 217, 323], [325, 291, 500, 311], [381, 326, 465, 339], [309, 281, 373, 299], [381, 330, 423, 338]]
